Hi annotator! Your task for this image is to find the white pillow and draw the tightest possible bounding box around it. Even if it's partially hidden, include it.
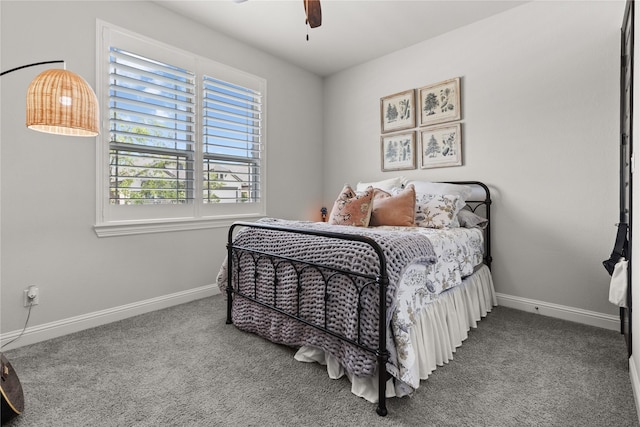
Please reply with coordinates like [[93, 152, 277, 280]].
[[356, 176, 404, 192], [406, 181, 473, 228]]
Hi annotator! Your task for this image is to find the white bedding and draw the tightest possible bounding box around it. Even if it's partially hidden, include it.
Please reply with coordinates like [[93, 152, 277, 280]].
[[291, 225, 490, 401], [377, 225, 484, 295], [296, 264, 497, 402], [386, 226, 485, 393]]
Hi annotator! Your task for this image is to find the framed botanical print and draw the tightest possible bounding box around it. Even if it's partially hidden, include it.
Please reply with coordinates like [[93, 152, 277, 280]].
[[380, 90, 415, 133], [420, 123, 462, 169], [381, 131, 416, 171], [418, 77, 461, 127]]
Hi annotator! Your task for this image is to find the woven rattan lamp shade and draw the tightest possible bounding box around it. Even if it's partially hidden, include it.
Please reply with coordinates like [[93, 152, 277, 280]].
[[26, 69, 99, 137]]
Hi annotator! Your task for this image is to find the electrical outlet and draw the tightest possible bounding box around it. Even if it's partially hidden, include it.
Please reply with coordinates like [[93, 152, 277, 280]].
[[23, 285, 39, 307]]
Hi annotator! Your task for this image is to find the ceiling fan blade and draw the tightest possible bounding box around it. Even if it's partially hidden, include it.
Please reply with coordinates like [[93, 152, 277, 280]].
[[304, 0, 322, 28]]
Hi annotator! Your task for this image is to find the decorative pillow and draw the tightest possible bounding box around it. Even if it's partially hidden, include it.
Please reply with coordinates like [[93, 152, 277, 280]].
[[355, 176, 404, 192], [406, 181, 472, 227], [457, 209, 489, 229], [369, 184, 416, 227], [415, 194, 461, 228], [329, 185, 374, 227]]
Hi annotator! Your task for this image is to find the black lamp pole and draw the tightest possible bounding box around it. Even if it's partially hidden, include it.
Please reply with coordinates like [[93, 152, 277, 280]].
[[0, 60, 64, 77]]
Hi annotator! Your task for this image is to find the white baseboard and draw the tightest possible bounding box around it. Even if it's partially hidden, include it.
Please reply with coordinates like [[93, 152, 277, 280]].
[[0, 288, 619, 351], [0, 284, 220, 351], [630, 356, 640, 424], [496, 292, 620, 331]]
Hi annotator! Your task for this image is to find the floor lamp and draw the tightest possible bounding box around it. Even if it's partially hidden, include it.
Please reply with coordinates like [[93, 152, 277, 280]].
[[1, 60, 99, 137], [0, 60, 99, 423]]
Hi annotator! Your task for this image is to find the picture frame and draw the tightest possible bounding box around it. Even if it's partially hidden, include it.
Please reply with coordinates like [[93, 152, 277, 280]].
[[381, 131, 416, 172], [380, 89, 415, 133], [418, 77, 461, 127], [420, 123, 462, 169]]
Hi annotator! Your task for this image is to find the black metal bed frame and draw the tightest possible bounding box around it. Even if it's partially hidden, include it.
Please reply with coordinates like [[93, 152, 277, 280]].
[[225, 181, 492, 416]]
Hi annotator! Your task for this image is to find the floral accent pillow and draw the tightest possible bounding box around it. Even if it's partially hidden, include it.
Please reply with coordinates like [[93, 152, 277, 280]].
[[415, 194, 461, 228], [370, 184, 416, 227], [407, 181, 472, 227], [329, 185, 374, 227]]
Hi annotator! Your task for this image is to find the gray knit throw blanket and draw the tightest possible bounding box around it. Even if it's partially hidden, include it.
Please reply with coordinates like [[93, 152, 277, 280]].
[[218, 218, 436, 378]]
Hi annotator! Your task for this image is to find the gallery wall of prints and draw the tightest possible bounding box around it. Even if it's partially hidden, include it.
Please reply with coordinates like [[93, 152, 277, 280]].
[[380, 77, 462, 172]]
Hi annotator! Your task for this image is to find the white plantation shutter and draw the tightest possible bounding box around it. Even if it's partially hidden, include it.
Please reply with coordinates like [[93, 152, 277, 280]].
[[109, 48, 196, 205], [202, 76, 262, 204], [97, 22, 266, 233]]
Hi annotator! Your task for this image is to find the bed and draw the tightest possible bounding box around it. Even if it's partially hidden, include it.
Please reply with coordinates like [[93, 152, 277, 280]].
[[216, 180, 496, 416]]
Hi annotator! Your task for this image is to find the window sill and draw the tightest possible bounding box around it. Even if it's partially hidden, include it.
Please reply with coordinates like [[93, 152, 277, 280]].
[[94, 215, 264, 237]]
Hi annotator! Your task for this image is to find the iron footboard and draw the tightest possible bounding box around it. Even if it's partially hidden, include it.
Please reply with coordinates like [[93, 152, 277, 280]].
[[225, 221, 391, 416]]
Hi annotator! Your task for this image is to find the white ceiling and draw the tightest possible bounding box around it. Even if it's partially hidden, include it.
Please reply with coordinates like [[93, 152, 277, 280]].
[[154, 0, 528, 77]]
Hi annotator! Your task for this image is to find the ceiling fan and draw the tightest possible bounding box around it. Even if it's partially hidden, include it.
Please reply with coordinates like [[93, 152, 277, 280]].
[[234, 0, 321, 39], [304, 0, 322, 29]]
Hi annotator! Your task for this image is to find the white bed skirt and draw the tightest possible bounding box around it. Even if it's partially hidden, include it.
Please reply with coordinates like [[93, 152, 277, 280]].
[[294, 264, 497, 402]]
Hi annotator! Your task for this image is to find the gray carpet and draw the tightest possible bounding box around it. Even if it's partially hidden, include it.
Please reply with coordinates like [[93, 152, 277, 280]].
[[2, 295, 638, 426]]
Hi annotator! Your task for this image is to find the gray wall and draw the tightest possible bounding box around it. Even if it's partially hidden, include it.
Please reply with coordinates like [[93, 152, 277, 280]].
[[0, 0, 627, 343], [322, 0, 624, 316], [0, 1, 323, 335]]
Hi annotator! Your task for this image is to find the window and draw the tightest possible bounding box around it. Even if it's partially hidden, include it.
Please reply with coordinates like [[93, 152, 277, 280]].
[[202, 76, 262, 205], [96, 22, 266, 236], [109, 48, 196, 206]]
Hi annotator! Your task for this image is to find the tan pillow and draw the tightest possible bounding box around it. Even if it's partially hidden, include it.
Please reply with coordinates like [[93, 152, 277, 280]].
[[370, 184, 416, 227], [328, 185, 374, 227]]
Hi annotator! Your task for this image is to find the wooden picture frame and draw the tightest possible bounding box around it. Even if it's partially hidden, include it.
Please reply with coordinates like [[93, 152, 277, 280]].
[[381, 131, 416, 171], [420, 123, 462, 169], [418, 77, 461, 127], [380, 90, 415, 133]]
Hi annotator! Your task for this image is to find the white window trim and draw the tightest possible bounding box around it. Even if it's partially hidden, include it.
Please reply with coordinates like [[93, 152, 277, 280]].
[[94, 20, 266, 237], [94, 214, 265, 238]]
